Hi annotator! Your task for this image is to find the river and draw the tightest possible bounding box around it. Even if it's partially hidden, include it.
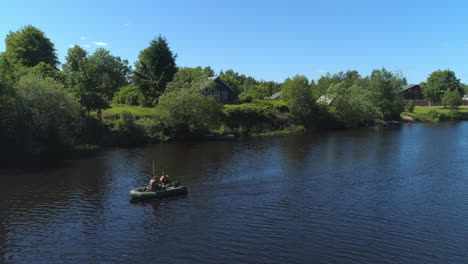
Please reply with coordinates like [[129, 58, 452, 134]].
[[1, 122, 468, 263]]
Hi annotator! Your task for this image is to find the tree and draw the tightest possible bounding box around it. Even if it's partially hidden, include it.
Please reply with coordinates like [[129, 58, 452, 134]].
[[166, 67, 209, 93], [64, 47, 130, 113], [133, 36, 177, 105], [87, 48, 130, 101], [14, 72, 84, 153], [281, 75, 316, 125], [422, 70, 463, 106], [368, 68, 405, 120], [442, 89, 462, 109], [327, 82, 376, 127], [62, 45, 88, 75], [158, 86, 223, 136], [3, 25, 58, 68]]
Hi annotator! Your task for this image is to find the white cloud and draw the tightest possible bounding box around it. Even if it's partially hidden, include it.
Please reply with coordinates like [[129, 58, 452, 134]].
[[80, 36, 87, 40], [317, 70, 329, 74], [68, 44, 74, 48], [83, 44, 91, 48], [93, 41, 108, 46]]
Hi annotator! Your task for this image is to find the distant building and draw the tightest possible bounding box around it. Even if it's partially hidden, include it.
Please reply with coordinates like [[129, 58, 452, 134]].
[[266, 92, 281, 101], [202, 76, 236, 104], [400, 84, 424, 101], [316, 95, 334, 106]]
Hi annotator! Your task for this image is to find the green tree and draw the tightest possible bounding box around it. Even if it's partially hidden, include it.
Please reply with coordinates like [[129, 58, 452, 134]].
[[422, 70, 463, 106], [133, 36, 177, 105], [62, 45, 88, 75], [281, 75, 316, 124], [327, 82, 376, 127], [368, 68, 405, 120], [442, 89, 462, 109], [166, 67, 209, 92], [4, 25, 58, 68], [14, 72, 84, 153], [158, 86, 223, 136], [87, 48, 130, 101], [64, 47, 129, 113]]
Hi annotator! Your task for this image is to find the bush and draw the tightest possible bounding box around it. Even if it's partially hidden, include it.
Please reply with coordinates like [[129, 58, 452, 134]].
[[223, 103, 278, 136], [158, 87, 223, 137], [134, 117, 168, 143], [405, 100, 415, 112], [442, 89, 462, 109], [426, 109, 447, 122], [15, 72, 85, 153], [112, 85, 144, 106], [108, 111, 145, 146]]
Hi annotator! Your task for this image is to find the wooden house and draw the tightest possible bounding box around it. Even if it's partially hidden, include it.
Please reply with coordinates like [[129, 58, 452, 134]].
[[400, 84, 424, 101], [203, 76, 236, 104]]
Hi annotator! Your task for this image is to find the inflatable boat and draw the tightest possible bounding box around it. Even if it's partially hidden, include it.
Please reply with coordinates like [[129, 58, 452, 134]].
[[130, 183, 188, 199]]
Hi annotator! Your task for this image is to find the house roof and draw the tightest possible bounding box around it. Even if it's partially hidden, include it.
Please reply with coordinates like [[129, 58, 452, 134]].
[[401, 84, 420, 92], [316, 95, 334, 105], [268, 92, 281, 99], [207, 76, 235, 92]]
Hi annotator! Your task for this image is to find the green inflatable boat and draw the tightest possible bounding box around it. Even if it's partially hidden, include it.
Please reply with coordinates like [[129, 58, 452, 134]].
[[130, 183, 188, 199]]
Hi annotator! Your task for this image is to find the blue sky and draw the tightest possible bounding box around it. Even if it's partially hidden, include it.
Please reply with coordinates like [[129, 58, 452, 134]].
[[1, 0, 468, 84]]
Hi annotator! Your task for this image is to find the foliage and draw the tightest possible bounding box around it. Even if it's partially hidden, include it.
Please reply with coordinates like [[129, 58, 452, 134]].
[[422, 70, 463, 105], [368, 68, 405, 120], [405, 100, 415, 112], [64, 47, 129, 113], [87, 48, 131, 101], [14, 72, 85, 153], [62, 45, 88, 75], [4, 25, 58, 68], [166, 66, 209, 93], [133, 35, 177, 105], [281, 75, 316, 125], [102, 104, 161, 117], [327, 82, 376, 127], [441, 89, 462, 109], [112, 85, 143, 106], [223, 103, 276, 136], [158, 87, 223, 136], [134, 117, 168, 143]]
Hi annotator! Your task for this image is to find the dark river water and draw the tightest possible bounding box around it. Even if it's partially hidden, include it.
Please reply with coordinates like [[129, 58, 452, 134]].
[[1, 122, 468, 263]]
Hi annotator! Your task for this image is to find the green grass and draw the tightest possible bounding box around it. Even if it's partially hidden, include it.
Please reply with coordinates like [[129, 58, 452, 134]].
[[252, 125, 305, 137], [403, 105, 468, 121], [101, 104, 162, 118]]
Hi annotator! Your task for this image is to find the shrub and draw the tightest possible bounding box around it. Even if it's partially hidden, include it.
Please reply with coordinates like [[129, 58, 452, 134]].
[[405, 100, 415, 112], [134, 117, 168, 143], [112, 85, 144, 106], [442, 89, 462, 109], [426, 109, 447, 122], [223, 103, 277, 136], [158, 88, 223, 136]]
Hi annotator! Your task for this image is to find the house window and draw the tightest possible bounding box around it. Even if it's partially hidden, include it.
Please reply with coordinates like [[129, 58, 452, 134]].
[[221, 91, 228, 101], [213, 91, 220, 100]]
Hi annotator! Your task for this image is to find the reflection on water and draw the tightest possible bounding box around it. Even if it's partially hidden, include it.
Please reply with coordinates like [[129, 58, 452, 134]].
[[1, 123, 468, 263]]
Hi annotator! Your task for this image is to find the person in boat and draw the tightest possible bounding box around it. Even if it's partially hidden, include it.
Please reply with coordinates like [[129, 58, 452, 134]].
[[147, 176, 159, 191], [159, 173, 171, 189]]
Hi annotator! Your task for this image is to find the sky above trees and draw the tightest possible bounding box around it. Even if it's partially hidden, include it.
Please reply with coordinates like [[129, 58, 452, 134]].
[[2, 0, 468, 84]]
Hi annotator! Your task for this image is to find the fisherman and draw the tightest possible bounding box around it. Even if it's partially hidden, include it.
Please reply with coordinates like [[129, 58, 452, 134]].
[[159, 173, 170, 189], [147, 175, 159, 191]]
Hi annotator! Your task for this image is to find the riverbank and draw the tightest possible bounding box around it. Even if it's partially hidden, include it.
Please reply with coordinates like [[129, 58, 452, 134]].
[[403, 106, 468, 122]]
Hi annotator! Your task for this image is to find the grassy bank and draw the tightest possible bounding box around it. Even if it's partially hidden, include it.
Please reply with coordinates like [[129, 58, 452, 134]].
[[403, 106, 468, 122], [101, 104, 162, 118]]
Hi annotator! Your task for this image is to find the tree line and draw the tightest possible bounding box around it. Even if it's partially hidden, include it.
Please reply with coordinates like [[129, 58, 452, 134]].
[[0, 25, 466, 157]]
